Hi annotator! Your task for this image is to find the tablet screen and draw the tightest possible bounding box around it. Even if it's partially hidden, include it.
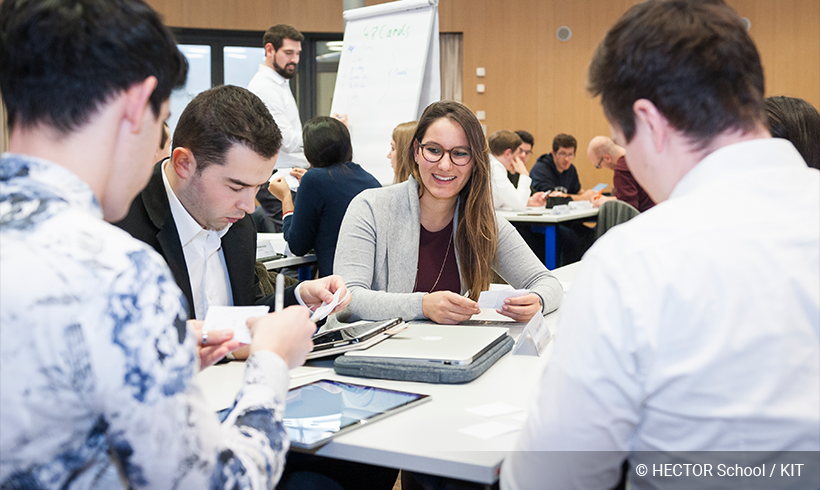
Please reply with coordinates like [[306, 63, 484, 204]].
[[284, 379, 430, 449]]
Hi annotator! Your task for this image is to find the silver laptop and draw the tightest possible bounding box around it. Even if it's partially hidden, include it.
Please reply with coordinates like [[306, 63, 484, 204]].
[[343, 323, 509, 365]]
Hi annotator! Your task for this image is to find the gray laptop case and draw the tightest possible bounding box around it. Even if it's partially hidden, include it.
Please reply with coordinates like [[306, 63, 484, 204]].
[[334, 334, 513, 384]]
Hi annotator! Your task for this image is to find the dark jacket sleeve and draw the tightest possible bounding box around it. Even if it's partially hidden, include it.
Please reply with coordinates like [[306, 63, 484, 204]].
[[530, 155, 557, 193], [282, 170, 321, 256]]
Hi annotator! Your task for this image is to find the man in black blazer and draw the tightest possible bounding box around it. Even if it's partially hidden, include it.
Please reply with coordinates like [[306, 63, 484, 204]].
[[115, 85, 349, 345]]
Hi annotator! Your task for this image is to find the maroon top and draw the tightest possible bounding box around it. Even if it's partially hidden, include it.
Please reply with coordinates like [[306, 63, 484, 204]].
[[414, 219, 461, 294], [614, 156, 656, 212]]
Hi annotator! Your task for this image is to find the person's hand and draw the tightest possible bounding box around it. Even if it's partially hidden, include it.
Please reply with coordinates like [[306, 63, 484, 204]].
[[511, 154, 529, 176], [247, 306, 315, 369], [332, 113, 349, 128], [527, 192, 547, 207], [497, 293, 542, 323], [268, 176, 290, 201], [290, 167, 307, 182], [299, 275, 351, 314], [189, 320, 242, 371], [577, 189, 596, 201], [592, 195, 616, 208], [547, 190, 568, 198], [422, 291, 481, 324]]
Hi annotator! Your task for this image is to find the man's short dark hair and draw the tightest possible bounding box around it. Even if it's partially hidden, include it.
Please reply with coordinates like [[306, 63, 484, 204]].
[[515, 130, 534, 147], [0, 0, 188, 134], [587, 0, 764, 147], [173, 85, 282, 174], [552, 134, 577, 153], [263, 24, 304, 51]]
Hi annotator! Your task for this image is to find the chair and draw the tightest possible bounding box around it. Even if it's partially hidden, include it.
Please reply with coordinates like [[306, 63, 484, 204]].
[[595, 200, 640, 240]]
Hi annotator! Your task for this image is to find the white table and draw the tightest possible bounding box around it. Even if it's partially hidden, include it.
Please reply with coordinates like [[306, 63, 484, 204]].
[[497, 208, 599, 269], [197, 263, 581, 485]]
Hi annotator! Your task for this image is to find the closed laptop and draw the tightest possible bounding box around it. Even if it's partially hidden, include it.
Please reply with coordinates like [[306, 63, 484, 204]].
[[343, 323, 509, 366]]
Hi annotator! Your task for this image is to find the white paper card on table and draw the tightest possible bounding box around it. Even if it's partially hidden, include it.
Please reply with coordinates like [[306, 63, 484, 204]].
[[551, 204, 570, 215], [508, 412, 528, 423], [512, 313, 552, 356], [477, 289, 530, 309], [465, 402, 522, 418], [309, 289, 350, 322], [256, 241, 278, 260], [458, 420, 520, 440], [203, 305, 270, 344]]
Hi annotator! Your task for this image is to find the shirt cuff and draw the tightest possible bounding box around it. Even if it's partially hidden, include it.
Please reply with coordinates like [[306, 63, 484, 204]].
[[293, 282, 308, 308], [282, 211, 294, 219], [245, 350, 290, 400]]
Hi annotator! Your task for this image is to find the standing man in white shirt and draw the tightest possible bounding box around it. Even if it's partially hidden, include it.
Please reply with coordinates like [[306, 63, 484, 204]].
[[502, 1, 819, 489], [248, 24, 306, 229], [488, 129, 546, 210], [249, 24, 308, 171]]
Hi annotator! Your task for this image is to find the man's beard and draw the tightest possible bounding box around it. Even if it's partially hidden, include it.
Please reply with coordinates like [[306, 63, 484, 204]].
[[274, 60, 297, 79]]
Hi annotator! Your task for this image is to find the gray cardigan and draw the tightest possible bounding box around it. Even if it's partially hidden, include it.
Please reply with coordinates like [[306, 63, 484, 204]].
[[333, 177, 563, 322]]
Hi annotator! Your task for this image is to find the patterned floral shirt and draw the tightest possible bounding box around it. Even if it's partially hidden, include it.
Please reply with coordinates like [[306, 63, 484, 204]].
[[0, 154, 290, 489]]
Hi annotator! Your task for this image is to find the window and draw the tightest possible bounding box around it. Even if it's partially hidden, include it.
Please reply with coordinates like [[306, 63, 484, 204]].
[[168, 28, 342, 133]]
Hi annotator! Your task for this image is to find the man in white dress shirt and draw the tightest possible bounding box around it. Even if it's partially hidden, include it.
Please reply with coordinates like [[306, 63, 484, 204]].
[[247, 24, 307, 229], [488, 129, 546, 211], [502, 1, 820, 489], [248, 24, 307, 171]]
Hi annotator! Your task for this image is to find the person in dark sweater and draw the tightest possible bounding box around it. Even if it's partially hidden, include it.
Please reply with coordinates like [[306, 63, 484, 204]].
[[269, 116, 381, 277], [530, 133, 596, 202]]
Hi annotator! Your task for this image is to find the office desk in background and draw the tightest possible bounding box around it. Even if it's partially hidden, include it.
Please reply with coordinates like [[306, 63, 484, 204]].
[[497, 208, 599, 270], [197, 263, 581, 486], [257, 232, 317, 280]]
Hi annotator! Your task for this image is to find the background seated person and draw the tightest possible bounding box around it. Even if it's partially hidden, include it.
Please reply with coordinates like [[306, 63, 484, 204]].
[[269, 116, 381, 278], [514, 130, 536, 174], [115, 86, 350, 358], [488, 129, 547, 210], [388, 120, 418, 184], [530, 133, 596, 201], [334, 101, 563, 325], [764, 95, 820, 170], [587, 135, 655, 212]]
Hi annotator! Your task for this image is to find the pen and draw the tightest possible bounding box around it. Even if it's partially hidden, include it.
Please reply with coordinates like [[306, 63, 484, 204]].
[[275, 273, 284, 312]]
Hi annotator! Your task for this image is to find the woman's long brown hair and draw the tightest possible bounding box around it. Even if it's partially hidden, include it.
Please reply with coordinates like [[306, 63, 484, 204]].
[[408, 101, 498, 300]]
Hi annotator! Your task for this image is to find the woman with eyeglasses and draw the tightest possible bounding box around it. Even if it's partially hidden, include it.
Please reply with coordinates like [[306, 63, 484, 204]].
[[334, 101, 563, 324]]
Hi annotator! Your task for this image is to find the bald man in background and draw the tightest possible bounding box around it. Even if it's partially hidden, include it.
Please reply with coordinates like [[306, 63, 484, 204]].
[[587, 135, 655, 212]]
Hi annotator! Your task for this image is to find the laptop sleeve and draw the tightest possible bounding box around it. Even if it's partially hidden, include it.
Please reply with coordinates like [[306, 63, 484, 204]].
[[333, 335, 514, 384]]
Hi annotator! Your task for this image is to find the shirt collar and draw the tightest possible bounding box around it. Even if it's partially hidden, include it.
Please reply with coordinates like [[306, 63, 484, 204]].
[[669, 138, 806, 200], [161, 160, 230, 247], [257, 63, 289, 87], [1, 152, 102, 219]]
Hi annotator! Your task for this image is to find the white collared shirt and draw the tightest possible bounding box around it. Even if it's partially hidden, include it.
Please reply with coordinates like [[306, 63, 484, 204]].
[[490, 154, 533, 211], [162, 162, 233, 319], [247, 64, 309, 169], [503, 139, 820, 490]]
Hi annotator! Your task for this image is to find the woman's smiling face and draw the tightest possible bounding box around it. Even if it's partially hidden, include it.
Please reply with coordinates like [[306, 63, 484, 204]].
[[414, 117, 474, 206]]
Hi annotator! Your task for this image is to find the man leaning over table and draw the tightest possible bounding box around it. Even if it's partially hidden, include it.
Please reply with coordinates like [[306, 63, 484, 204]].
[[0, 0, 317, 488], [503, 1, 819, 489], [115, 85, 351, 360], [587, 134, 655, 212], [489, 129, 547, 211]]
